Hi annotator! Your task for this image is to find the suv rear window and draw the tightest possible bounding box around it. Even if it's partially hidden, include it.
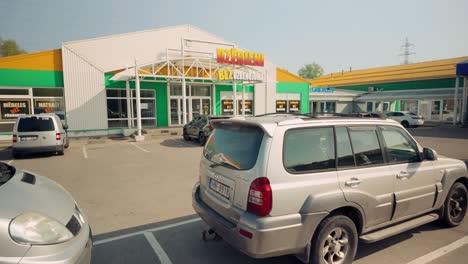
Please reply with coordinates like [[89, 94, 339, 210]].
[[203, 124, 264, 170], [18, 117, 55, 132]]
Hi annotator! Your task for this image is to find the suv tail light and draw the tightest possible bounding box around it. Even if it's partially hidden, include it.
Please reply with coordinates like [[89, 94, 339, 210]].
[[207, 122, 212, 129], [56, 133, 61, 140], [247, 177, 272, 217], [13, 134, 17, 143]]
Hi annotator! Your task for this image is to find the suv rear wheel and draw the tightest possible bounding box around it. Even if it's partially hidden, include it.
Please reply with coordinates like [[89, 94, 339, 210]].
[[199, 133, 206, 145], [440, 182, 467, 227], [310, 215, 358, 264]]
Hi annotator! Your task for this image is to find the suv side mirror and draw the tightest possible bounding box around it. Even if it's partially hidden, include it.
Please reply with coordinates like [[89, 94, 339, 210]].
[[423, 148, 437, 161]]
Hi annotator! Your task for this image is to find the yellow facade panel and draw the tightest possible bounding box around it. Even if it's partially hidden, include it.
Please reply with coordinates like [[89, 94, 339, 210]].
[[0, 49, 63, 71], [311, 56, 468, 87], [276, 68, 309, 83]]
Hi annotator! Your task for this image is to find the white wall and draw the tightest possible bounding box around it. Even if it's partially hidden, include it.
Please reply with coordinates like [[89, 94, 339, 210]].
[[62, 47, 108, 133]]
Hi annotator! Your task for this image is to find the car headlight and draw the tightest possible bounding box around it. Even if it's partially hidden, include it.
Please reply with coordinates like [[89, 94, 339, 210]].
[[9, 212, 73, 245]]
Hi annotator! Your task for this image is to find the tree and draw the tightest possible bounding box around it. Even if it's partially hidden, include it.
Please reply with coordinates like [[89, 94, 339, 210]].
[[298, 63, 324, 79], [0, 38, 27, 57]]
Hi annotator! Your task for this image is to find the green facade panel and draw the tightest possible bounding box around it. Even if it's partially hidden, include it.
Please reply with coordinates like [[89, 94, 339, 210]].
[[276, 82, 310, 114], [0, 69, 64, 87], [336, 78, 459, 92]]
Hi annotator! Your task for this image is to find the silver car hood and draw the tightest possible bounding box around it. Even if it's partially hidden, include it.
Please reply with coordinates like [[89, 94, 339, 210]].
[[0, 169, 75, 224]]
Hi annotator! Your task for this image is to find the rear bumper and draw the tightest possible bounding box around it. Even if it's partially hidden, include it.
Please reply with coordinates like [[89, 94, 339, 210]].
[[192, 183, 328, 259], [13, 145, 63, 153]]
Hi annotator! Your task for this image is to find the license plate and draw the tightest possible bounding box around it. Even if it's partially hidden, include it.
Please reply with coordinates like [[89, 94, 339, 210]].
[[209, 178, 231, 199], [20, 136, 38, 141]]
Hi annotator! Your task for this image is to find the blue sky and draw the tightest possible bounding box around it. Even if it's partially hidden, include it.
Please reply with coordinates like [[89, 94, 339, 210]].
[[1, 0, 467, 74]]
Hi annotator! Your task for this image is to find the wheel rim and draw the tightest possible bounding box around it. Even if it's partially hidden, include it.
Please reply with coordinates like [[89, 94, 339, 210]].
[[322, 227, 350, 264], [449, 188, 467, 220]]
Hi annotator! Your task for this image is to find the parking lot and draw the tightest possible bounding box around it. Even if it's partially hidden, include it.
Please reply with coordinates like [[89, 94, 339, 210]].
[[1, 126, 467, 264]]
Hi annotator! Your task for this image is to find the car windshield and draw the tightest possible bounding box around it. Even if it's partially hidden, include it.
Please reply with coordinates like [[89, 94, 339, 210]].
[[0, 163, 16, 186], [18, 117, 55, 132], [203, 124, 264, 170]]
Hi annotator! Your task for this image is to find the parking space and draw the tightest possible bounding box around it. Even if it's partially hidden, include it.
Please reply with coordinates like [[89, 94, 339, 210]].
[[0, 127, 467, 263]]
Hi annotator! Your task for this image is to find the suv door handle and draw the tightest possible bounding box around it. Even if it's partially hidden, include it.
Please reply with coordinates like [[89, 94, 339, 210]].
[[345, 178, 363, 187], [397, 171, 410, 179]]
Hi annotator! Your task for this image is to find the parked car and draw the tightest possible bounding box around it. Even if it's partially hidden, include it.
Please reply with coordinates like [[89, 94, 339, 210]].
[[386, 111, 424, 128], [183, 115, 230, 145], [0, 162, 92, 264], [12, 114, 69, 158], [350, 112, 386, 118], [192, 115, 467, 264]]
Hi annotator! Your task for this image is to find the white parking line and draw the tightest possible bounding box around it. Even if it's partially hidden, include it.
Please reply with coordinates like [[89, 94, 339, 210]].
[[131, 142, 150, 153], [144, 232, 173, 264], [94, 217, 201, 245], [407, 235, 468, 264], [82, 145, 88, 159]]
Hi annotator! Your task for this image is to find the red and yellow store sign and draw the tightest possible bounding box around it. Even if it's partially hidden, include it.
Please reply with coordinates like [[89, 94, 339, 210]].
[[217, 48, 264, 67]]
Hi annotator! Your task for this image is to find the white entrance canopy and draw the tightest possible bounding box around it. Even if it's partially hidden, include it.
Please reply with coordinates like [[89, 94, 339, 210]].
[[110, 47, 265, 141]]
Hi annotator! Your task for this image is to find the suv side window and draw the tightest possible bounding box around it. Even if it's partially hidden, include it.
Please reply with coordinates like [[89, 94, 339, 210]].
[[380, 126, 420, 163], [283, 127, 335, 173], [335, 127, 355, 168], [348, 128, 385, 167]]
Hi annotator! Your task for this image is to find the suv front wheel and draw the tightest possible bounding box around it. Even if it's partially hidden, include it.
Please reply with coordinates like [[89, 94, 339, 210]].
[[310, 214, 358, 264], [440, 182, 467, 227]]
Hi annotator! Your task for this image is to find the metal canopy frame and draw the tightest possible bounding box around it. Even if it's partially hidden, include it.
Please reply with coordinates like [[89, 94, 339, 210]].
[[110, 39, 265, 141]]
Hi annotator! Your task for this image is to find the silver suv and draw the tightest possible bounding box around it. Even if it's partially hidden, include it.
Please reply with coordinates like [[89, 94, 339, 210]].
[[192, 115, 467, 264]]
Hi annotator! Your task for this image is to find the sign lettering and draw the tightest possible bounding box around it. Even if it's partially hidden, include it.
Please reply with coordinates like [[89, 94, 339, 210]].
[[217, 69, 263, 81], [217, 48, 264, 66]]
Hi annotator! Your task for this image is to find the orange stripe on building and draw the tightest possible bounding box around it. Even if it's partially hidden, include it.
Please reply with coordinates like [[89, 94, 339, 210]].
[[0, 49, 63, 71]]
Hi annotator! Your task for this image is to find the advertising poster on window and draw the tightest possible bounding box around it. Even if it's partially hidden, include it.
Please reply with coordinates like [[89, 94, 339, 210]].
[[0, 100, 30, 120], [238, 100, 253, 115], [34, 100, 65, 119], [276, 100, 287, 112], [289, 100, 300, 112], [221, 100, 234, 115]]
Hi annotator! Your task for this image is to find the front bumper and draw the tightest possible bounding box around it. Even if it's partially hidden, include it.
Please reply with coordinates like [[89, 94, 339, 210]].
[[19, 225, 93, 264], [192, 183, 328, 259], [410, 119, 425, 126]]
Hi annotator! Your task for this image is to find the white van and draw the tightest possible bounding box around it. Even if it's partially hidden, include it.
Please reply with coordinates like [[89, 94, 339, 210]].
[[12, 114, 69, 158]]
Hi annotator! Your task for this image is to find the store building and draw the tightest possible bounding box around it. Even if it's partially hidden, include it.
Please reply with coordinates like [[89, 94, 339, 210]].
[[310, 57, 468, 123], [0, 25, 309, 140]]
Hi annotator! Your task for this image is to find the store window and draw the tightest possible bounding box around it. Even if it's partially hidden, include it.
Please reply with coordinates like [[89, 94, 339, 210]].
[[220, 91, 254, 116], [400, 100, 419, 113], [0, 87, 65, 133], [320, 101, 336, 113], [106, 89, 156, 128], [276, 93, 301, 113], [442, 99, 455, 122], [32, 88, 66, 119]]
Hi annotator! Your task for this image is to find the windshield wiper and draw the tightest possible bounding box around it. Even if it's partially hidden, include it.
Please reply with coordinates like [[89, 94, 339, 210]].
[[210, 161, 239, 170]]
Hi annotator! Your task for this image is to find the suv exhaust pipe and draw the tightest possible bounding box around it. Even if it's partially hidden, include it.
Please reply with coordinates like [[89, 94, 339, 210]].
[[202, 229, 221, 242]]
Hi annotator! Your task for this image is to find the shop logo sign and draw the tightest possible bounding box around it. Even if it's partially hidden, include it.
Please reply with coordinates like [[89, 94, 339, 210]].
[[217, 69, 263, 81], [310, 87, 336, 93], [217, 48, 264, 67]]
